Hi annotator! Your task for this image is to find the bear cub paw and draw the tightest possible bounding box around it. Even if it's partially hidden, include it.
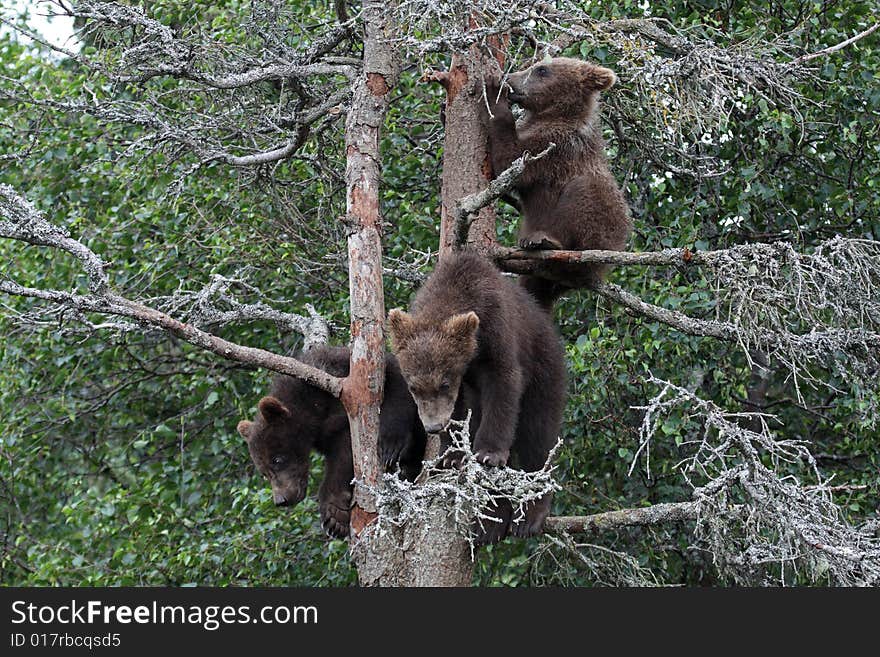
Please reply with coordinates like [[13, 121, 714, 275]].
[[510, 498, 551, 538], [510, 516, 545, 539], [379, 440, 404, 472], [439, 449, 465, 470], [519, 232, 563, 251], [473, 518, 509, 546], [320, 494, 352, 539], [474, 448, 510, 468]]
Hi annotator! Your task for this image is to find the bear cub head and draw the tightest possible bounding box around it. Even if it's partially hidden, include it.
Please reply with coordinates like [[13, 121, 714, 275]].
[[237, 394, 333, 507], [388, 309, 480, 434], [506, 56, 616, 119]]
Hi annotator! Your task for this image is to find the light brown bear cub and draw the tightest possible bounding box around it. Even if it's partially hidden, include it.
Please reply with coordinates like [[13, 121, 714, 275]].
[[388, 252, 567, 540], [486, 56, 632, 309]]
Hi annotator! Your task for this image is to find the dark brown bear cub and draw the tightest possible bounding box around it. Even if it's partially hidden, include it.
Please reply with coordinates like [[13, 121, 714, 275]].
[[388, 252, 567, 539], [486, 56, 632, 309], [237, 346, 425, 539]]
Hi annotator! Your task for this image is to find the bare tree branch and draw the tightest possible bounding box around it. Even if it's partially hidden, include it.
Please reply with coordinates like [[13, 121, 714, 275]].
[[115, 62, 356, 88], [0, 78, 352, 171], [493, 244, 706, 269], [0, 184, 109, 294], [1, 1, 360, 177], [594, 279, 880, 393], [0, 184, 340, 395], [23, 1, 358, 82], [790, 22, 880, 65], [495, 236, 880, 409], [359, 413, 560, 581], [633, 378, 880, 585], [545, 501, 699, 535], [158, 273, 331, 348], [0, 279, 342, 396], [593, 280, 740, 341]]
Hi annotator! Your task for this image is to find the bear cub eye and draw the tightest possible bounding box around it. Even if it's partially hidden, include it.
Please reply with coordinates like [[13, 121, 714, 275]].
[[271, 455, 287, 467], [439, 380, 451, 393], [536, 65, 549, 77]]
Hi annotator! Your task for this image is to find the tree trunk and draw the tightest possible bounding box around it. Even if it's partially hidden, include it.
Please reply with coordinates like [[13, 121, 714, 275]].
[[342, 0, 397, 541], [345, 9, 507, 587], [438, 41, 503, 258], [352, 502, 474, 587], [342, 1, 471, 587]]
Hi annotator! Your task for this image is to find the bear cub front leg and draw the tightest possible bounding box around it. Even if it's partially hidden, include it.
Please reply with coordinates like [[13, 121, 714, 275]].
[[318, 445, 354, 539]]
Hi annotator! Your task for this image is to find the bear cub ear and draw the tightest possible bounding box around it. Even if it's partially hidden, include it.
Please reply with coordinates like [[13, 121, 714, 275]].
[[258, 396, 291, 422], [388, 309, 414, 347], [443, 311, 480, 340], [583, 65, 617, 91], [237, 420, 254, 441]]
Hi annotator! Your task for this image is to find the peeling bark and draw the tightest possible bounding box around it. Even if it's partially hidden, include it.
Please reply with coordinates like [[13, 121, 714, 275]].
[[347, 12, 502, 587], [437, 46, 501, 258], [342, 0, 398, 538], [342, 1, 475, 588]]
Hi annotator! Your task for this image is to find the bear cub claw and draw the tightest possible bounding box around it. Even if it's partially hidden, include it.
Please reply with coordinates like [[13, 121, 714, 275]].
[[475, 448, 509, 468], [519, 232, 563, 250], [320, 495, 352, 539], [439, 449, 465, 469], [379, 442, 404, 472]]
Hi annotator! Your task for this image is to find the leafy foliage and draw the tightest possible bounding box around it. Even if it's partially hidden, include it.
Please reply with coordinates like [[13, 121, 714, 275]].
[[1, 0, 878, 586]]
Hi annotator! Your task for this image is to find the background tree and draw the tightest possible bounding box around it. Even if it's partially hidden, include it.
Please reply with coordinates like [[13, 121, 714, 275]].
[[1, 0, 878, 586]]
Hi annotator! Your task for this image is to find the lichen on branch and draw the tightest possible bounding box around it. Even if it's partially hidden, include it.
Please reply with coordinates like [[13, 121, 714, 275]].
[[357, 413, 561, 558]]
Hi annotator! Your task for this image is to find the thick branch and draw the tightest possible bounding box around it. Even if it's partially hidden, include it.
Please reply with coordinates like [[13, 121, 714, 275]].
[[594, 281, 880, 352], [493, 244, 705, 270], [0, 184, 109, 294], [494, 239, 880, 373], [545, 501, 699, 535], [0, 185, 340, 393], [598, 280, 733, 339]]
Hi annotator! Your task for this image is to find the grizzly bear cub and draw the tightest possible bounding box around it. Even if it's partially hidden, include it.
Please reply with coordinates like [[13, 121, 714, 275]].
[[237, 346, 426, 539], [486, 56, 632, 309], [388, 252, 567, 539]]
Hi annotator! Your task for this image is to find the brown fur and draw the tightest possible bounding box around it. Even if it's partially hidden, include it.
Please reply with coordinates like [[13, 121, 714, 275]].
[[237, 346, 426, 539], [388, 252, 567, 540], [486, 57, 632, 309]]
